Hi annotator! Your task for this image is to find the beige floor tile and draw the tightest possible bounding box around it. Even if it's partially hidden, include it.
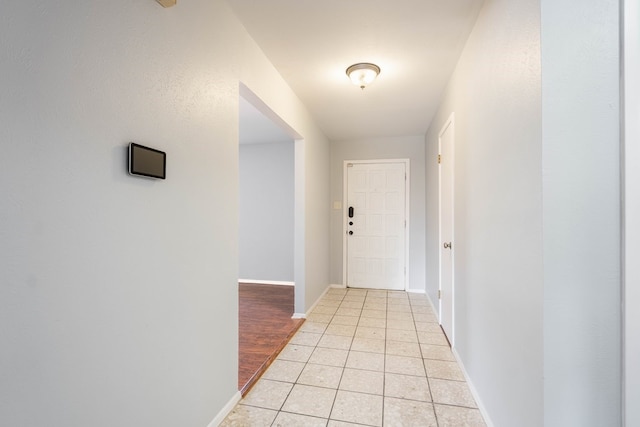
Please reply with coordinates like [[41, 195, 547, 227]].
[[387, 303, 412, 313], [340, 300, 364, 309], [345, 350, 385, 372], [434, 404, 487, 426], [367, 290, 388, 298], [358, 317, 386, 328], [342, 296, 366, 304], [365, 296, 387, 303], [331, 390, 383, 427], [350, 337, 385, 353], [327, 421, 363, 427], [317, 299, 341, 308], [262, 359, 305, 383], [383, 397, 437, 427], [360, 309, 386, 319], [282, 384, 337, 418], [355, 326, 386, 340], [386, 319, 416, 330], [413, 313, 437, 323], [415, 322, 442, 332], [241, 379, 293, 410], [409, 298, 429, 306], [385, 354, 426, 376], [277, 344, 315, 363], [414, 312, 439, 323], [430, 378, 478, 408], [325, 323, 357, 337], [307, 313, 333, 324], [424, 359, 465, 381], [421, 344, 456, 361], [363, 303, 387, 311], [417, 331, 450, 346], [290, 331, 322, 346], [323, 293, 345, 301], [313, 305, 338, 315], [339, 368, 384, 395], [331, 315, 359, 326], [412, 305, 431, 313], [317, 334, 353, 350], [327, 289, 347, 296], [335, 307, 362, 317], [386, 328, 418, 343], [298, 363, 344, 388], [385, 372, 431, 401], [415, 322, 442, 333], [272, 411, 328, 427], [300, 321, 328, 334], [220, 404, 278, 427], [385, 340, 421, 358], [386, 311, 414, 322], [346, 289, 367, 296], [308, 347, 349, 367]]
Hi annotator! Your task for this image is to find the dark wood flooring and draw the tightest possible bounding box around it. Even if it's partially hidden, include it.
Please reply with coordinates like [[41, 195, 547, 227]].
[[238, 283, 304, 395]]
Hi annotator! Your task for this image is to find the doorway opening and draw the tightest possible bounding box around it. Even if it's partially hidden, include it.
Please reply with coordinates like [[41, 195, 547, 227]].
[[237, 85, 305, 394]]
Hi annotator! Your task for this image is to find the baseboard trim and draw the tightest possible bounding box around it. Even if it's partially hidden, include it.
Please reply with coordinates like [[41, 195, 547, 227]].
[[238, 280, 294, 286], [451, 349, 495, 427], [207, 391, 242, 427], [330, 283, 347, 289], [304, 285, 336, 317], [292, 313, 306, 319], [407, 288, 426, 294]]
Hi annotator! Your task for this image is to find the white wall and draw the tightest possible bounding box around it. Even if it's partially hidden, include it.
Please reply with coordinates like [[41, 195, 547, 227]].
[[0, 1, 330, 425], [424, 0, 543, 425], [541, 0, 621, 425], [330, 136, 426, 292], [624, 1, 640, 424], [239, 142, 294, 282]]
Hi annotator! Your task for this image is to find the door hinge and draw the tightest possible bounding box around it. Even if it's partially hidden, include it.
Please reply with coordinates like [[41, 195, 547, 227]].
[[438, 290, 441, 299], [438, 154, 441, 164]]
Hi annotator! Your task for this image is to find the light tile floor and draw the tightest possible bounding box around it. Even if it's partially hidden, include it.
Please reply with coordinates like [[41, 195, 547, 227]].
[[222, 288, 486, 427]]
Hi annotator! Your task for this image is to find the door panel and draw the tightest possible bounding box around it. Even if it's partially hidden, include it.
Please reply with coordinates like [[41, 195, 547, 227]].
[[346, 162, 407, 290], [440, 118, 454, 344]]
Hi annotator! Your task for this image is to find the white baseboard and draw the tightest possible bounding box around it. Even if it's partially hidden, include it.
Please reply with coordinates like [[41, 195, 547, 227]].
[[407, 288, 426, 294], [451, 349, 495, 427], [238, 279, 294, 286], [330, 283, 347, 289], [292, 313, 306, 319], [207, 391, 242, 427]]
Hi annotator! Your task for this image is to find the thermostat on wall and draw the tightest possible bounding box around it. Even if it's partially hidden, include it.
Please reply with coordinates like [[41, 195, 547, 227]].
[[128, 143, 166, 179]]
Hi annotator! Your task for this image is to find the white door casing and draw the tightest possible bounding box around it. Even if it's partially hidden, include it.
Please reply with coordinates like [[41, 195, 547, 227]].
[[343, 160, 409, 290], [439, 114, 455, 344]]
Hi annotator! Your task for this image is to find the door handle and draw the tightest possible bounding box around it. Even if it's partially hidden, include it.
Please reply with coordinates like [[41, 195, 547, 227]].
[[443, 242, 452, 249]]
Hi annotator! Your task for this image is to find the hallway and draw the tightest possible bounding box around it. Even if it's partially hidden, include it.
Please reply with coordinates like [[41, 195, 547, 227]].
[[222, 288, 485, 426]]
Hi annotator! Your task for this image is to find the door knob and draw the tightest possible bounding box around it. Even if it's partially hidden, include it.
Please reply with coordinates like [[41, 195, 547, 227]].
[[443, 242, 452, 249]]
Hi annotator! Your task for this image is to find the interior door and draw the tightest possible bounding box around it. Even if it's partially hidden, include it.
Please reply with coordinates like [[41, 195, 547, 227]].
[[345, 161, 407, 290], [439, 117, 454, 344]]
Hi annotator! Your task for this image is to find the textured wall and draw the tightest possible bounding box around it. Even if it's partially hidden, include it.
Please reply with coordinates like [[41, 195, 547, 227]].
[[0, 1, 330, 425], [424, 0, 543, 424], [239, 142, 295, 282], [541, 0, 621, 425]]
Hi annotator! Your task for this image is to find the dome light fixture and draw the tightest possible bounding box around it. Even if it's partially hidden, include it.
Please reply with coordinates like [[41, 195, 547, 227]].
[[346, 63, 381, 89]]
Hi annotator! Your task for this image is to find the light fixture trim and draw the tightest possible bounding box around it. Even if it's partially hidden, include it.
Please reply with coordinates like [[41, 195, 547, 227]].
[[346, 63, 381, 89]]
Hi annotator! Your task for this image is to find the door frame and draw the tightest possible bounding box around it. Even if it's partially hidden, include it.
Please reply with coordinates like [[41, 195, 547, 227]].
[[438, 113, 455, 344], [342, 159, 411, 290]]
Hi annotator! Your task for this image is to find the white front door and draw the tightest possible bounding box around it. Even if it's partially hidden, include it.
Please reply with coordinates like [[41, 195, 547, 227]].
[[439, 115, 455, 344], [345, 161, 407, 290]]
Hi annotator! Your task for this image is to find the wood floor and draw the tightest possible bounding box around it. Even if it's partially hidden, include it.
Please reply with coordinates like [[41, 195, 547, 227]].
[[238, 283, 304, 395]]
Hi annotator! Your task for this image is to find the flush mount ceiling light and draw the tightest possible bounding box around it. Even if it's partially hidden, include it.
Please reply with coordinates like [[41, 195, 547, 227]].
[[346, 63, 381, 89]]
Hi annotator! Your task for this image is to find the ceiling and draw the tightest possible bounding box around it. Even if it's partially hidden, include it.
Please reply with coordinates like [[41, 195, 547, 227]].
[[228, 0, 485, 142]]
